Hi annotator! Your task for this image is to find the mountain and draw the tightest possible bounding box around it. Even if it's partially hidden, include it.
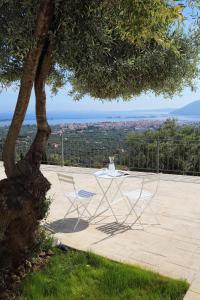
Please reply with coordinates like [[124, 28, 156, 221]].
[[171, 100, 200, 115]]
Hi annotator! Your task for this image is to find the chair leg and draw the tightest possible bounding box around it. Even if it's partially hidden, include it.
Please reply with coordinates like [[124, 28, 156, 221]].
[[130, 215, 145, 230], [73, 216, 81, 231], [81, 198, 94, 219], [64, 202, 74, 218], [73, 199, 92, 231], [126, 206, 145, 230], [122, 199, 140, 225], [73, 202, 81, 231]]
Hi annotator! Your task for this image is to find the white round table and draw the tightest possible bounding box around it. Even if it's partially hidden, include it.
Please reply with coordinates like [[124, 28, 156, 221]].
[[93, 169, 129, 223]]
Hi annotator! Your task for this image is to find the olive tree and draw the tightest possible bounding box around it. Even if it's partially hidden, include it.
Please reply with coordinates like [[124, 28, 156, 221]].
[[0, 0, 199, 270]]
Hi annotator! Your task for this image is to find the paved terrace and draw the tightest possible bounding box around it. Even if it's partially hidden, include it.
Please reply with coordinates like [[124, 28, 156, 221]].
[[0, 162, 200, 299]]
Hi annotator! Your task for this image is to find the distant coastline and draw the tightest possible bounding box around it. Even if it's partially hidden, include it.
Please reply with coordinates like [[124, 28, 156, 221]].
[[1, 109, 200, 127]]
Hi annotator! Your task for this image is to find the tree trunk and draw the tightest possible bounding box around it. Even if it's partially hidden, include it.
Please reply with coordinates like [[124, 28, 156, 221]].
[[25, 41, 52, 170], [0, 0, 54, 276], [3, 0, 53, 178]]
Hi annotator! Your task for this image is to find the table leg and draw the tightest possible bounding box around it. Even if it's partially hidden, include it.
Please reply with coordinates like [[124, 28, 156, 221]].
[[93, 177, 119, 223]]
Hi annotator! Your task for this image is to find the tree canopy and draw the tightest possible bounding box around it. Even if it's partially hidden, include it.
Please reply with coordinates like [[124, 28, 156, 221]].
[[0, 0, 199, 100]]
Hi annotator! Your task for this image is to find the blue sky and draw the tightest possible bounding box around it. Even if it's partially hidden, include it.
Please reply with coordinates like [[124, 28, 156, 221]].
[[0, 83, 200, 114], [1, 3, 199, 115]]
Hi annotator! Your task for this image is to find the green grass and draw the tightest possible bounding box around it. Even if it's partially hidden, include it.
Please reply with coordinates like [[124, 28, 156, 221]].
[[20, 249, 189, 300]]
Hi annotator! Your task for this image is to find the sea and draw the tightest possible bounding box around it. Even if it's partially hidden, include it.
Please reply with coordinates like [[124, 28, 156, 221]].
[[0, 110, 200, 126]]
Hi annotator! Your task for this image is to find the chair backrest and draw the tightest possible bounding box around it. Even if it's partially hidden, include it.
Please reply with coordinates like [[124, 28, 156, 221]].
[[122, 173, 159, 203], [57, 173, 75, 185]]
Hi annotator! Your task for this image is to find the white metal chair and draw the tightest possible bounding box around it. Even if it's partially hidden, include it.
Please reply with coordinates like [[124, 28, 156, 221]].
[[121, 173, 160, 229], [57, 173, 97, 231]]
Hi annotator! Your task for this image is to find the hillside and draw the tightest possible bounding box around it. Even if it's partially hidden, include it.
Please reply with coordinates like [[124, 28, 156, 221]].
[[171, 100, 200, 115]]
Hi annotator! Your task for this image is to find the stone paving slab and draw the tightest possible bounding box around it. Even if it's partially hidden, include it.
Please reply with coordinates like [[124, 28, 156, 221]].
[[0, 162, 200, 299], [41, 165, 200, 299], [184, 291, 200, 300]]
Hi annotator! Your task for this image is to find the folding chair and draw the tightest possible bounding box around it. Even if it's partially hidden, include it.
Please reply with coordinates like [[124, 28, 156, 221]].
[[121, 173, 160, 229], [57, 173, 96, 231]]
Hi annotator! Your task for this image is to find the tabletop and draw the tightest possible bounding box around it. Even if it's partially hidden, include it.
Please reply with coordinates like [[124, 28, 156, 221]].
[[94, 169, 129, 179]]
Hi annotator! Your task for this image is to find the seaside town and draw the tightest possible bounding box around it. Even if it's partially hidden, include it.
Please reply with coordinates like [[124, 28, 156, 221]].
[[56, 119, 164, 131], [0, 119, 164, 141]]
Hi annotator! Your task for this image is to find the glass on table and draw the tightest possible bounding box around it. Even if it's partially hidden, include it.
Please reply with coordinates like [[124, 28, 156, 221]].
[[108, 156, 115, 174]]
